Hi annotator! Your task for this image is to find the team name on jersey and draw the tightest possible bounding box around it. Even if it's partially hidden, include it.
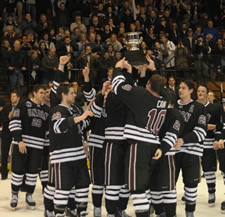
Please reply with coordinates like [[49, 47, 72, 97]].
[[157, 100, 167, 108], [27, 108, 49, 121]]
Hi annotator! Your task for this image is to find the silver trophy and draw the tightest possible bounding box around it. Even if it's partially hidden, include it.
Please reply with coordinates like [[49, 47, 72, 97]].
[[124, 32, 147, 65], [126, 32, 143, 50]]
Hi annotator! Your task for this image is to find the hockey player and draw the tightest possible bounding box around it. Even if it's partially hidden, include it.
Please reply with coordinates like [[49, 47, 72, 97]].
[[174, 80, 207, 217], [9, 84, 49, 210], [49, 82, 93, 217], [39, 85, 51, 192], [150, 91, 184, 217], [112, 58, 169, 217], [83, 65, 106, 217], [196, 85, 224, 206]]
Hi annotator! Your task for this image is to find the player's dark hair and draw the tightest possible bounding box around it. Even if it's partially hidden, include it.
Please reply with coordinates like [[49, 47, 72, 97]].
[[179, 80, 194, 90], [32, 84, 45, 93], [56, 83, 73, 101], [11, 90, 20, 97], [197, 84, 209, 93], [149, 74, 167, 95]]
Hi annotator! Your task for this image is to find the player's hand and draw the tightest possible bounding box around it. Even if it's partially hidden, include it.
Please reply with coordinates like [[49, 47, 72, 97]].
[[102, 81, 111, 95], [218, 139, 224, 149], [145, 55, 156, 71], [59, 55, 70, 65], [152, 148, 162, 160], [213, 141, 219, 150], [18, 141, 27, 154], [174, 138, 184, 150], [115, 57, 125, 69], [82, 63, 90, 77]]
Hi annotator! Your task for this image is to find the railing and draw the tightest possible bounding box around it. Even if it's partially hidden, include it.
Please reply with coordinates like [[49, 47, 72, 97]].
[[0, 53, 225, 99]]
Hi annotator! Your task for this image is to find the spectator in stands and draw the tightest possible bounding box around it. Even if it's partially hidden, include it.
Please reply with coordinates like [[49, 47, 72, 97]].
[[30, 49, 41, 84], [77, 33, 88, 55], [140, 41, 149, 55], [121, 8, 134, 32], [3, 25, 17, 47], [54, 1, 71, 28], [92, 2, 107, 26], [25, 0, 37, 21], [179, 22, 188, 40], [4, 0, 16, 18], [39, 32, 56, 50], [101, 24, 112, 42], [169, 21, 180, 46], [0, 39, 11, 89], [36, 13, 53, 37], [161, 34, 176, 70], [152, 41, 164, 71], [70, 14, 87, 34], [20, 35, 33, 53], [194, 35, 210, 85], [6, 40, 27, 96], [203, 20, 220, 47], [41, 48, 58, 84], [108, 17, 118, 33], [107, 6, 119, 26], [20, 13, 37, 35], [96, 33, 105, 53], [146, 9, 159, 31], [156, 17, 169, 35], [118, 0, 132, 22], [71, 27, 81, 43], [77, 45, 100, 86], [107, 33, 123, 52], [99, 51, 114, 78], [175, 40, 189, 78], [212, 38, 225, 80], [3, 13, 19, 35], [57, 36, 78, 57], [90, 15, 103, 34], [37, 41, 49, 60]]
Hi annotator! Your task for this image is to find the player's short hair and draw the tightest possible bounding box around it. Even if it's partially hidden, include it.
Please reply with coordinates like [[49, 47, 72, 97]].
[[56, 83, 73, 101], [179, 80, 194, 90], [148, 74, 167, 95], [32, 84, 45, 93]]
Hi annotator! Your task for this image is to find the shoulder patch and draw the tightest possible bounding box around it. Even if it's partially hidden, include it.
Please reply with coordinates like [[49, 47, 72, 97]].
[[26, 101, 32, 108], [198, 115, 207, 126], [121, 84, 132, 91], [52, 112, 62, 121], [173, 120, 181, 131], [12, 109, 20, 117]]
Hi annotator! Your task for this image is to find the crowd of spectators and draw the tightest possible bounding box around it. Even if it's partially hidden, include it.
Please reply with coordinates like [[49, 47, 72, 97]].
[[0, 0, 225, 95]]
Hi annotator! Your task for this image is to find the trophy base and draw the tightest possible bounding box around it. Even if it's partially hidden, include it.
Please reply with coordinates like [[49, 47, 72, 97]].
[[124, 50, 148, 66]]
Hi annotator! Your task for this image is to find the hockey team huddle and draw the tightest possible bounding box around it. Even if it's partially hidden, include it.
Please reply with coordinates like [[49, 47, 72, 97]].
[[7, 54, 225, 217]]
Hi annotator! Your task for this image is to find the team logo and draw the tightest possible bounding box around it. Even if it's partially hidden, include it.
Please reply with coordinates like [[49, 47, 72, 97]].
[[26, 101, 32, 108], [173, 120, 181, 131], [122, 84, 132, 91], [198, 115, 207, 126], [13, 109, 20, 117], [51, 112, 61, 121]]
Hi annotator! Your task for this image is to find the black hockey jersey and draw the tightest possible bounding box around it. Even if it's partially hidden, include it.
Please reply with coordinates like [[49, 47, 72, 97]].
[[112, 67, 168, 145], [175, 100, 207, 156], [49, 104, 86, 164], [203, 102, 224, 149], [9, 99, 49, 150], [158, 108, 184, 155]]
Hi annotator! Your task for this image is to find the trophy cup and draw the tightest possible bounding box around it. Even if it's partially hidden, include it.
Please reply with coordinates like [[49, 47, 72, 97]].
[[124, 32, 148, 65]]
